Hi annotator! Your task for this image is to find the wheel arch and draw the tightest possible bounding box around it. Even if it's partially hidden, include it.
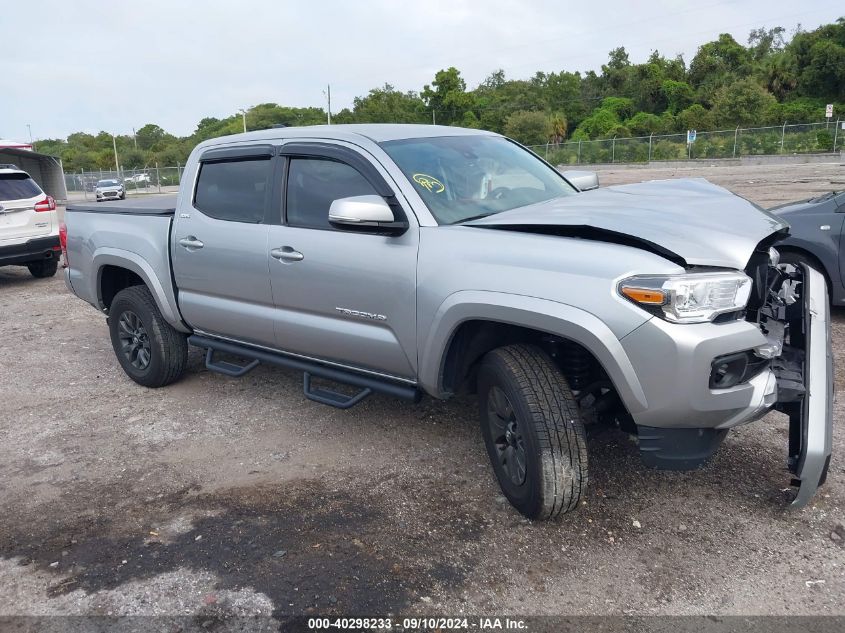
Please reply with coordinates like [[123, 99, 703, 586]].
[[775, 244, 834, 292], [419, 291, 648, 414], [92, 248, 189, 332]]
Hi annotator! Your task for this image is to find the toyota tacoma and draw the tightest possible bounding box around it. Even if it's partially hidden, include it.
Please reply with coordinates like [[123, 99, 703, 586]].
[[62, 125, 833, 519]]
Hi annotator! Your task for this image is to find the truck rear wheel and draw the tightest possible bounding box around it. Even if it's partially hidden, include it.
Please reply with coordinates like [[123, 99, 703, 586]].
[[477, 344, 588, 520], [108, 285, 187, 388]]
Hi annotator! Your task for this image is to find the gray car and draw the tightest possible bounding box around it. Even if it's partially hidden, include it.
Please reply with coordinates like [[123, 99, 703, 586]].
[[769, 191, 845, 305], [61, 124, 833, 520], [94, 178, 125, 201]]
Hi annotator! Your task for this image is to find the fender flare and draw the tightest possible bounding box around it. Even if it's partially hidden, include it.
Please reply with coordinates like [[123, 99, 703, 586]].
[[92, 248, 189, 332], [419, 290, 648, 414]]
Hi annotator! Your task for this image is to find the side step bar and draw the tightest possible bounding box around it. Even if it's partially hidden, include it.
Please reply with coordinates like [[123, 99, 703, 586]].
[[188, 335, 421, 408]]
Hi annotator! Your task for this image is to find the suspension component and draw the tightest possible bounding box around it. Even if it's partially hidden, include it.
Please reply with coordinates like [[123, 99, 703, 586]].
[[555, 340, 593, 390]]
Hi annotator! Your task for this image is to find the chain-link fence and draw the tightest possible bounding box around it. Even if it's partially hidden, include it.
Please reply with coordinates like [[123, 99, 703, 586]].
[[60, 120, 843, 195], [64, 165, 184, 200], [528, 120, 843, 165]]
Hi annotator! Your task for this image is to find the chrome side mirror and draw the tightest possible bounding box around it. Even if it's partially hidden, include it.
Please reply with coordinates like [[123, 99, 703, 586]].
[[561, 170, 599, 192], [328, 195, 408, 235]]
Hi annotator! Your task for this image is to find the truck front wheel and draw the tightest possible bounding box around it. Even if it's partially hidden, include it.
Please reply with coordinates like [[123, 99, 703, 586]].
[[108, 285, 188, 388], [477, 344, 588, 520]]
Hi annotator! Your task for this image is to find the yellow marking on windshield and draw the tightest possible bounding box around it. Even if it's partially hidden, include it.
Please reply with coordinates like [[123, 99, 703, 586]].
[[412, 173, 445, 193]]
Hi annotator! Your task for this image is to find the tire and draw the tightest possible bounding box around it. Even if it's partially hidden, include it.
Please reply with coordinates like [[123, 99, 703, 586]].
[[778, 251, 829, 293], [120, 193, 126, 200], [477, 344, 588, 520], [27, 258, 58, 278], [108, 285, 188, 388]]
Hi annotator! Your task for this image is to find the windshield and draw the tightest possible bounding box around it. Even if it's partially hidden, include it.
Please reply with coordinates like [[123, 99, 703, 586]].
[[97, 180, 119, 187], [380, 135, 576, 224]]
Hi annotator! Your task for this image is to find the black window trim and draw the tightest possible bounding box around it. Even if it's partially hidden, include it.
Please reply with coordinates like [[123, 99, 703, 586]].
[[278, 142, 408, 231], [199, 144, 275, 163]]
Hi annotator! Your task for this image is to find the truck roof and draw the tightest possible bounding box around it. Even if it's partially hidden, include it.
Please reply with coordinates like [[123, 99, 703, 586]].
[[195, 124, 498, 152]]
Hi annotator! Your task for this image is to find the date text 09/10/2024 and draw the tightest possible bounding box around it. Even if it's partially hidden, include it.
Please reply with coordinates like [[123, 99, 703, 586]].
[[307, 616, 528, 630]]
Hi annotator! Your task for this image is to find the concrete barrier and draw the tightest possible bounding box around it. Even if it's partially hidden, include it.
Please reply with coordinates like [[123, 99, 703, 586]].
[[561, 152, 842, 171]]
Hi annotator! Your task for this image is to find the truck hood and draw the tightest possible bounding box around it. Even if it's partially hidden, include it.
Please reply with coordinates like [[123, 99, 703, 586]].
[[466, 178, 788, 269]]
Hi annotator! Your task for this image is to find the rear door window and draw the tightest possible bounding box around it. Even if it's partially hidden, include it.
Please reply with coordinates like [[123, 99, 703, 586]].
[[0, 173, 43, 201], [194, 157, 272, 223]]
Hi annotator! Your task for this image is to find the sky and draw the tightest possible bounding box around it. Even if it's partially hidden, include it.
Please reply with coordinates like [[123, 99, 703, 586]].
[[1, 0, 842, 141]]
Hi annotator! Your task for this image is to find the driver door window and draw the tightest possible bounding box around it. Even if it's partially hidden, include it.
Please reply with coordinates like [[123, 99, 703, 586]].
[[286, 158, 378, 229]]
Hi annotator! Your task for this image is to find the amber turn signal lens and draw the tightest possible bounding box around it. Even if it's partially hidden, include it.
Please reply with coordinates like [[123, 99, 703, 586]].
[[621, 287, 666, 305]]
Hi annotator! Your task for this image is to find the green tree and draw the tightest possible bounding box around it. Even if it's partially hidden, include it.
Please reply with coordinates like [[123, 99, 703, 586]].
[[135, 124, 165, 150], [475, 76, 546, 133], [626, 112, 662, 136], [711, 78, 777, 126], [601, 47, 632, 94], [789, 18, 845, 101], [573, 108, 624, 139], [689, 33, 752, 100], [350, 84, 427, 123], [544, 71, 585, 125], [748, 26, 786, 61], [422, 67, 475, 125], [677, 104, 713, 132], [599, 97, 635, 120], [550, 113, 568, 144], [798, 39, 845, 100], [662, 80, 695, 114], [504, 111, 552, 145], [120, 149, 147, 170]]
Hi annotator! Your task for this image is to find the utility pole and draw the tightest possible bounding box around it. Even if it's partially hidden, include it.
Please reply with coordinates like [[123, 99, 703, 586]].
[[132, 128, 138, 150], [240, 109, 247, 133], [432, 110, 436, 125], [26, 124, 35, 151], [325, 85, 332, 125], [112, 134, 120, 176]]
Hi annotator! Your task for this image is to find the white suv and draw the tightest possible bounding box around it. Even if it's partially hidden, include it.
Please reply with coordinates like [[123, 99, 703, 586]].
[[0, 164, 60, 278]]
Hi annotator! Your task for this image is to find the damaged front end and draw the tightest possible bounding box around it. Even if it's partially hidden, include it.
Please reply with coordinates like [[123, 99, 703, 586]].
[[745, 247, 834, 507]]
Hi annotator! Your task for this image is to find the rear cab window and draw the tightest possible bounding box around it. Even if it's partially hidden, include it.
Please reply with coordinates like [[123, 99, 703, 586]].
[[0, 173, 43, 201], [193, 155, 272, 223]]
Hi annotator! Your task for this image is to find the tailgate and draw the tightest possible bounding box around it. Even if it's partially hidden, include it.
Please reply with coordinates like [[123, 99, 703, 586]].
[[0, 196, 52, 242]]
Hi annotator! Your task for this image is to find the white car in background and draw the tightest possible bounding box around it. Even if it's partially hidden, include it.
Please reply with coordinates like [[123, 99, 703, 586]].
[[124, 173, 151, 185], [95, 179, 126, 201], [0, 164, 60, 278]]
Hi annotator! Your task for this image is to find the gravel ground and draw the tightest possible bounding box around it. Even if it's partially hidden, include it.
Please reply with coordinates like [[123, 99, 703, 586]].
[[1, 162, 843, 629]]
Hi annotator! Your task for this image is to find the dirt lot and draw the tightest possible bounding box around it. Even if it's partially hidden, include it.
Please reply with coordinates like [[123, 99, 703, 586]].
[[1, 162, 844, 629]]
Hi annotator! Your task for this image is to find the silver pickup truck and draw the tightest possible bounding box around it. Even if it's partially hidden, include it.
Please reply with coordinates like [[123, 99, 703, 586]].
[[63, 124, 833, 519]]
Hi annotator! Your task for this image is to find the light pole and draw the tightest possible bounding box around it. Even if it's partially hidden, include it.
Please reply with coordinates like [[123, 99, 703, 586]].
[[132, 127, 138, 150], [112, 134, 120, 175], [323, 85, 332, 125], [239, 109, 248, 133], [26, 124, 34, 150]]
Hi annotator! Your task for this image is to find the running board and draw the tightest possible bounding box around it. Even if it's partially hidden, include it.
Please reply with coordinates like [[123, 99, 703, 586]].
[[188, 335, 420, 407], [205, 347, 260, 377], [303, 372, 372, 409]]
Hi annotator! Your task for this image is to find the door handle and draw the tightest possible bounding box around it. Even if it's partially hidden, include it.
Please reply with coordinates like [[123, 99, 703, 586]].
[[271, 246, 304, 262], [178, 236, 204, 249]]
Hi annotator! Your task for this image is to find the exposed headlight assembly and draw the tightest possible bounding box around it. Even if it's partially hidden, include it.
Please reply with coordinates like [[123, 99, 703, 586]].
[[619, 271, 753, 324]]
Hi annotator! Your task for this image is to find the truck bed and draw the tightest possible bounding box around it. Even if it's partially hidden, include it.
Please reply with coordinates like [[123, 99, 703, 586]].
[[67, 195, 177, 216], [64, 196, 185, 329]]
